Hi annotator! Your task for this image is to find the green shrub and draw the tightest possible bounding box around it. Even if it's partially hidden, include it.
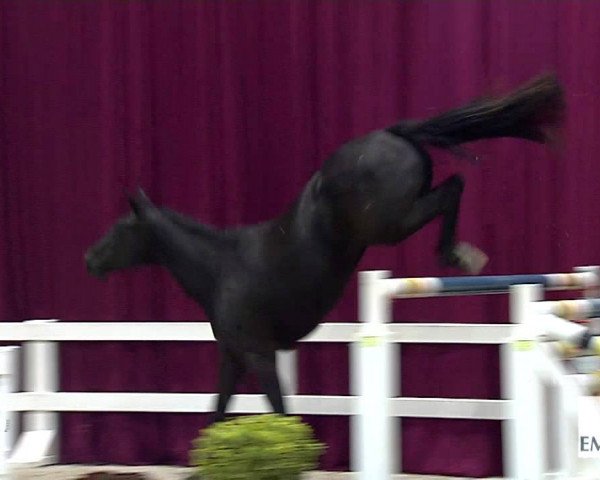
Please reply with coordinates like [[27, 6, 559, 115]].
[[189, 414, 326, 480]]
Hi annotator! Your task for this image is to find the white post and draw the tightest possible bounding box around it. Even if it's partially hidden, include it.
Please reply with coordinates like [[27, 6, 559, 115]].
[[0, 346, 19, 480], [10, 319, 59, 466], [1, 347, 18, 458], [24, 320, 58, 434], [505, 284, 544, 480], [0, 350, 7, 479], [0, 347, 16, 479], [352, 271, 397, 480]]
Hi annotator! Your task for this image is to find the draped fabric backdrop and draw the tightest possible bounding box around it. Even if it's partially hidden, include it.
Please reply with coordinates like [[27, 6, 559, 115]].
[[2, 1, 600, 476]]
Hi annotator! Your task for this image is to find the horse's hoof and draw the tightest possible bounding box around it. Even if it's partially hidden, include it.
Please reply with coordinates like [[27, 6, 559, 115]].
[[452, 242, 488, 274]]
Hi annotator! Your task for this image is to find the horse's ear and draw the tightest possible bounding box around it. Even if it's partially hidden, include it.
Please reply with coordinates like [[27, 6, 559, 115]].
[[127, 187, 152, 218], [123, 188, 140, 216], [127, 192, 142, 218]]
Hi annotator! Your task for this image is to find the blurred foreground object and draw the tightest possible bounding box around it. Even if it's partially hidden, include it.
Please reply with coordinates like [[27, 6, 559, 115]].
[[189, 414, 325, 479]]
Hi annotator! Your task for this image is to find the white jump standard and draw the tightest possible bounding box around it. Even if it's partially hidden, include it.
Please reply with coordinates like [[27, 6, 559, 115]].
[[355, 267, 600, 480], [509, 284, 600, 480]]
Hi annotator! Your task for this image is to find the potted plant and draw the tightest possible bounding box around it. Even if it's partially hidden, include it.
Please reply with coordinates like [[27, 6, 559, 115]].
[[189, 414, 326, 479]]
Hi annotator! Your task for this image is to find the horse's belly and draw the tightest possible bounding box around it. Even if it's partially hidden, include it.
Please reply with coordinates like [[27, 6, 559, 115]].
[[273, 313, 322, 348]]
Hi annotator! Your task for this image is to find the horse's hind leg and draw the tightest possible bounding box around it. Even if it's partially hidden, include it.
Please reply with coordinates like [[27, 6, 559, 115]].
[[399, 175, 488, 274]]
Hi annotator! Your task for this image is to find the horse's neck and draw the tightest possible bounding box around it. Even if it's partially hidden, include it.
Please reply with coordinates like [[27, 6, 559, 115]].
[[159, 208, 230, 242], [145, 209, 232, 309]]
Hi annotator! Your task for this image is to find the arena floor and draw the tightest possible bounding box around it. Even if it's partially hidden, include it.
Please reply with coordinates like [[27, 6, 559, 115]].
[[9, 465, 502, 480]]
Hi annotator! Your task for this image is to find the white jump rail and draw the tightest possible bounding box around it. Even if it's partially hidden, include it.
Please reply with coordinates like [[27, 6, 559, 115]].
[[0, 266, 598, 479], [0, 319, 517, 472]]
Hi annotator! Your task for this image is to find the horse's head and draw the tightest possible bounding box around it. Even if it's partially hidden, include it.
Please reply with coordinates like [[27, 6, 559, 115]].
[[85, 200, 155, 278]]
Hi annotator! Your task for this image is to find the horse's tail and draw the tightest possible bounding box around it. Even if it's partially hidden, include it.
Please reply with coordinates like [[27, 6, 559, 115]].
[[387, 74, 565, 149]]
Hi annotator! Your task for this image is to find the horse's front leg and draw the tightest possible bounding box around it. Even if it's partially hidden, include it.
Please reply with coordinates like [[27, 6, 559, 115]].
[[246, 350, 286, 414], [398, 174, 488, 274], [213, 345, 246, 423]]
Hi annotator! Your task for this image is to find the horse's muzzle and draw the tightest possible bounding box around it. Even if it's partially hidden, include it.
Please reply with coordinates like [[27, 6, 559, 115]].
[[84, 252, 106, 279]]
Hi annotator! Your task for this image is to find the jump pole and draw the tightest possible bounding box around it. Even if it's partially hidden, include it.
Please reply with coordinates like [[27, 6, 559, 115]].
[[381, 270, 599, 298]]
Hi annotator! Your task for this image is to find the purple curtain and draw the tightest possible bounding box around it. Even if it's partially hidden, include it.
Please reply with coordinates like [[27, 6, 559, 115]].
[[3, 1, 600, 476]]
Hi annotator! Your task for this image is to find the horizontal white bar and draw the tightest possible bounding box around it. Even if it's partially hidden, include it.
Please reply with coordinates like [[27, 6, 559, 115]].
[[389, 397, 512, 420], [0, 322, 358, 343], [0, 322, 217, 342], [387, 324, 515, 344], [302, 323, 358, 342], [6, 393, 356, 415], [0, 322, 515, 344], [6, 392, 514, 420]]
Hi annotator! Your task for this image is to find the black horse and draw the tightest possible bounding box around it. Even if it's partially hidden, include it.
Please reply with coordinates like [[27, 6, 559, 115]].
[[85, 74, 564, 421]]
